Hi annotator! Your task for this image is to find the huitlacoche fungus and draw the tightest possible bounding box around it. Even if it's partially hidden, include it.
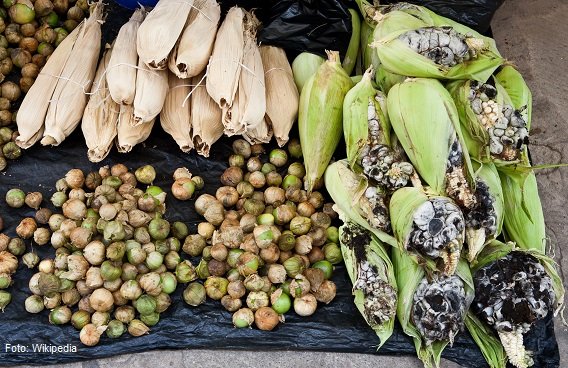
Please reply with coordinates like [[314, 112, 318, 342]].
[[360, 98, 414, 192], [359, 186, 391, 233], [473, 252, 555, 368], [468, 81, 529, 161], [412, 275, 467, 345], [445, 139, 476, 208], [398, 27, 471, 67], [408, 197, 465, 274]]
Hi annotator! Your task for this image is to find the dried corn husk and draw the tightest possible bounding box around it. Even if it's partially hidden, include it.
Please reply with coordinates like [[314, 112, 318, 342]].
[[168, 0, 220, 78], [160, 72, 192, 152], [235, 13, 265, 131], [81, 46, 120, 162], [299, 50, 353, 193], [41, 2, 104, 146], [223, 73, 246, 135], [260, 45, 299, 147], [392, 246, 473, 368], [117, 104, 155, 153], [133, 60, 169, 125], [206, 6, 244, 114], [15, 20, 83, 148], [190, 72, 223, 157], [107, 8, 146, 105], [136, 0, 194, 70], [339, 221, 397, 347], [242, 117, 272, 145]]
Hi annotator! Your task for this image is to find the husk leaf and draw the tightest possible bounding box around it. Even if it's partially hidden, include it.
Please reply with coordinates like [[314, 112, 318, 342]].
[[190, 72, 223, 157], [160, 72, 192, 152], [117, 104, 154, 153]]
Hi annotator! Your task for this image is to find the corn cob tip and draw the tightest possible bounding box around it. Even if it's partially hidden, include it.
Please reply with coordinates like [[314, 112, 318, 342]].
[[498, 330, 533, 368], [465, 228, 486, 263]]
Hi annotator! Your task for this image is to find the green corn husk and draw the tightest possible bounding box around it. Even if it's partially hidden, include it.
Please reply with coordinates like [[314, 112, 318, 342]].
[[325, 160, 397, 247], [387, 78, 475, 204], [495, 66, 532, 129], [342, 9, 361, 76], [299, 50, 353, 193], [472, 240, 564, 368], [390, 187, 464, 275], [339, 221, 397, 348], [372, 9, 503, 81], [499, 170, 545, 253], [343, 66, 390, 167], [464, 313, 507, 368], [292, 52, 325, 93], [392, 247, 474, 368], [375, 65, 406, 94], [464, 162, 504, 264]]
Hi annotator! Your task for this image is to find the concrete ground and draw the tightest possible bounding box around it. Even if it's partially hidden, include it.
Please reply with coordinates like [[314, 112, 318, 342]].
[[11, 0, 568, 366]]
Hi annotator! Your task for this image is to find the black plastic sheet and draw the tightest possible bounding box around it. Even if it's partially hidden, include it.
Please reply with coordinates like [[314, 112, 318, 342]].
[[0, 3, 559, 367], [0, 126, 559, 367], [382, 0, 505, 33]]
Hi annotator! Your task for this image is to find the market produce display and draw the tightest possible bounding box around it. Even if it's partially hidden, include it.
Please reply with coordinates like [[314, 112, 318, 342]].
[[0, 0, 563, 367]]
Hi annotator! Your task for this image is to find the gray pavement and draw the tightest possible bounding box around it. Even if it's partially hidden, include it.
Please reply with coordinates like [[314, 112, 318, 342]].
[[10, 0, 568, 366]]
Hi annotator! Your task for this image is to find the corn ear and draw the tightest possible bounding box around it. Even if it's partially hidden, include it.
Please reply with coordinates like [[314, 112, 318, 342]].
[[392, 247, 474, 368], [117, 104, 155, 153], [160, 72, 192, 152], [372, 9, 503, 81], [190, 72, 223, 157], [206, 6, 244, 114], [291, 52, 324, 93], [299, 50, 353, 193], [339, 221, 397, 347], [342, 9, 361, 76], [41, 2, 104, 146], [324, 160, 397, 247], [387, 78, 475, 202], [168, 0, 221, 78], [107, 8, 146, 105], [15, 19, 83, 148], [343, 66, 390, 168], [465, 162, 504, 263], [81, 46, 120, 162], [136, 0, 193, 70], [260, 45, 299, 147], [499, 170, 546, 253], [390, 187, 465, 275], [133, 59, 169, 125]]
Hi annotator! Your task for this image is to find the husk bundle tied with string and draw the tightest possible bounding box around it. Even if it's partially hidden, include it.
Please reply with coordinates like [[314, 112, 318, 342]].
[[160, 72, 193, 152], [107, 8, 146, 105], [117, 104, 155, 153], [81, 45, 120, 163], [137, 0, 194, 70], [133, 59, 169, 125], [41, 1, 105, 146], [16, 17, 83, 148], [260, 45, 299, 147], [190, 72, 223, 157], [168, 0, 221, 79]]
